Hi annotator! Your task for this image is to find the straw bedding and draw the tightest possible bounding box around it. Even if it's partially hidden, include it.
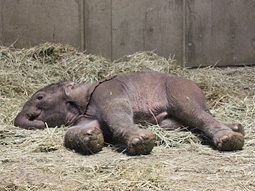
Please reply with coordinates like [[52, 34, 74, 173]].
[[0, 43, 254, 190]]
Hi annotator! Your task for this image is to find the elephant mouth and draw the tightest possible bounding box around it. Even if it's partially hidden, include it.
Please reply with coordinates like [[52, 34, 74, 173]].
[[27, 111, 41, 121]]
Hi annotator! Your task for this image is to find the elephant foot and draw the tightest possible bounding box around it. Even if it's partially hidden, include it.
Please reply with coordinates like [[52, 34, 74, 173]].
[[64, 126, 104, 154], [127, 130, 155, 155], [224, 123, 245, 136], [214, 130, 244, 151]]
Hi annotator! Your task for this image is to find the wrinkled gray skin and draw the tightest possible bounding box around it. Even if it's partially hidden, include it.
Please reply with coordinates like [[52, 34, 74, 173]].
[[14, 72, 244, 155]]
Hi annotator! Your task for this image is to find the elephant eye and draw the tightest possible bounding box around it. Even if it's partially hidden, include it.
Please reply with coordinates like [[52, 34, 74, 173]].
[[36, 96, 43, 100]]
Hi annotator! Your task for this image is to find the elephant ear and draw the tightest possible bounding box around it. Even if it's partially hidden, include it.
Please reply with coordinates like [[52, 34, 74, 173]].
[[64, 82, 76, 96], [64, 82, 89, 114], [64, 76, 116, 114]]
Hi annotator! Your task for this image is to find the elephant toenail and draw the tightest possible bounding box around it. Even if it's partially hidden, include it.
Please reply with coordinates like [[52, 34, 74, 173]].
[[237, 124, 242, 129], [221, 136, 229, 143], [84, 137, 90, 143], [87, 128, 94, 135], [233, 125, 239, 131], [132, 138, 141, 146], [140, 134, 147, 140]]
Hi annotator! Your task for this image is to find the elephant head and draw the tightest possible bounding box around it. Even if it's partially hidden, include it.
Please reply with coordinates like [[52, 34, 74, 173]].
[[14, 81, 88, 129], [14, 76, 116, 129]]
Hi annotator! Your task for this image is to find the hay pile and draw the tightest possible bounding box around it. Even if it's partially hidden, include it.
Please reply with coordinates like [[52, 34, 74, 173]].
[[0, 43, 255, 191]]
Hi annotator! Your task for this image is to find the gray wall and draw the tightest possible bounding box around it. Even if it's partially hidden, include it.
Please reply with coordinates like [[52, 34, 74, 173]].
[[0, 0, 84, 50], [1, 0, 255, 67]]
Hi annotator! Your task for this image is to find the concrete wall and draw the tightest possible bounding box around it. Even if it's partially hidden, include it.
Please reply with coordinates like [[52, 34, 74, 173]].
[[1, 0, 255, 67]]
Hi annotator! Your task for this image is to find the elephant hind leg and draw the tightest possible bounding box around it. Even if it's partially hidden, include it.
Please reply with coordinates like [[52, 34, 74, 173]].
[[175, 108, 244, 151], [64, 120, 104, 154], [165, 79, 244, 151], [214, 129, 244, 151]]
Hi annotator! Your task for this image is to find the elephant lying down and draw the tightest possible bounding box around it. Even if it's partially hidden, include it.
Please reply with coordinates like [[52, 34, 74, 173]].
[[14, 72, 244, 155]]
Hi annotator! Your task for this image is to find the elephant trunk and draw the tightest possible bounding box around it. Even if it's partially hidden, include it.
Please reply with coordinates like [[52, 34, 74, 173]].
[[14, 111, 45, 129]]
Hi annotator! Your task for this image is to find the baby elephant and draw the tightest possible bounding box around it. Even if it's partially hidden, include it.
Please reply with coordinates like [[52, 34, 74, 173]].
[[14, 72, 244, 155]]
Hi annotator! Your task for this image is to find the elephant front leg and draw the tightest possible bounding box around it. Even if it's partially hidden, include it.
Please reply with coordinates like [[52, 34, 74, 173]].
[[126, 129, 156, 155], [64, 119, 104, 154], [102, 99, 155, 155]]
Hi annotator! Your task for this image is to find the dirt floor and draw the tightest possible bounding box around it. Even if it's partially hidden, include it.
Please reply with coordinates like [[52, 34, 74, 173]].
[[0, 43, 255, 191]]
